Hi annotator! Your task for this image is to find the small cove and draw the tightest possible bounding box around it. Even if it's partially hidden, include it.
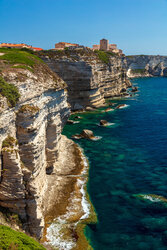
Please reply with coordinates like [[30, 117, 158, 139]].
[[63, 77, 167, 249]]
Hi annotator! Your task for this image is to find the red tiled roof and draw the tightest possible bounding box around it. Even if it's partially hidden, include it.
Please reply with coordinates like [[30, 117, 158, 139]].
[[32, 47, 43, 51]]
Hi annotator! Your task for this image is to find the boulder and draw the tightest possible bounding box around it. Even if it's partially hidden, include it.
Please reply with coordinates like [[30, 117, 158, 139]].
[[115, 104, 126, 109], [105, 108, 114, 112], [72, 129, 96, 140], [131, 86, 138, 92], [100, 120, 108, 126], [74, 116, 82, 119], [67, 120, 75, 125], [80, 129, 95, 139]]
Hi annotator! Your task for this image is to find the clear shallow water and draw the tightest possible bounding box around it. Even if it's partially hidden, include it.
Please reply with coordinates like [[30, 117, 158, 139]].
[[63, 77, 167, 250]]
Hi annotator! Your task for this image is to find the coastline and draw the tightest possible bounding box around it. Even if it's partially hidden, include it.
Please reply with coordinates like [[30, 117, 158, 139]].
[[41, 135, 97, 250]]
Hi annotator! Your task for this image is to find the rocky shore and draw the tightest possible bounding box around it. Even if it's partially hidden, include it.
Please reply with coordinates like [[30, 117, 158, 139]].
[[42, 136, 96, 249]]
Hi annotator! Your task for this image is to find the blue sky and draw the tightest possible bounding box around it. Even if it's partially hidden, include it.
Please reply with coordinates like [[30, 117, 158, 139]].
[[1, 0, 167, 55]]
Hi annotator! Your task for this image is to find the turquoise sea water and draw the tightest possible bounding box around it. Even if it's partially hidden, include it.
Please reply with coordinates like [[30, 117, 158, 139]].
[[63, 77, 167, 250]]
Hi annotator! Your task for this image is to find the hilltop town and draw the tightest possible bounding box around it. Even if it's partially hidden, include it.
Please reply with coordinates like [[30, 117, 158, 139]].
[[0, 43, 43, 51], [0, 39, 124, 55]]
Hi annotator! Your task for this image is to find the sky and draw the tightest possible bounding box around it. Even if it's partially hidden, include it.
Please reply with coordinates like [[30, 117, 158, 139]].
[[1, 0, 167, 55]]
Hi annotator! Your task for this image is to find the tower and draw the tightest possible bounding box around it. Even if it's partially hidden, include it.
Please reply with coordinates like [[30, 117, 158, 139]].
[[100, 39, 109, 51]]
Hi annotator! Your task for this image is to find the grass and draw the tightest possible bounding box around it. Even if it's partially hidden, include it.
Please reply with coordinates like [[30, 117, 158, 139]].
[[131, 68, 146, 74], [94, 50, 118, 64], [0, 76, 20, 107], [0, 48, 43, 70], [0, 225, 46, 249]]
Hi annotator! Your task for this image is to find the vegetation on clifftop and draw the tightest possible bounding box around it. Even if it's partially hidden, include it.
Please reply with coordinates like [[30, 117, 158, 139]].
[[0, 48, 43, 71], [0, 225, 45, 249], [0, 48, 65, 90], [94, 50, 118, 64], [0, 76, 20, 107], [37, 49, 119, 64]]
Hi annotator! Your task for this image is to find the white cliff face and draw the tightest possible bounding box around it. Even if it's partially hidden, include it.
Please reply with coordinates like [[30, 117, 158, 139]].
[[0, 67, 70, 238], [0, 50, 131, 243], [39, 50, 131, 110], [125, 55, 167, 78]]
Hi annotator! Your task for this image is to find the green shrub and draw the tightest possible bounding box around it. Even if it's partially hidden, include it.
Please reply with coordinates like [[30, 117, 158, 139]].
[[0, 76, 20, 107], [0, 225, 46, 249], [131, 69, 146, 74], [94, 50, 110, 64]]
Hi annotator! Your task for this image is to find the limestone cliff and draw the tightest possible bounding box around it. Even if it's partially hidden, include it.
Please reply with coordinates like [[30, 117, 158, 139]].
[[0, 53, 70, 239], [38, 49, 131, 110], [0, 48, 131, 248], [125, 55, 167, 78]]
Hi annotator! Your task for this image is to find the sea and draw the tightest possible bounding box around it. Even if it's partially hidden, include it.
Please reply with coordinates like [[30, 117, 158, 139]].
[[63, 77, 167, 250]]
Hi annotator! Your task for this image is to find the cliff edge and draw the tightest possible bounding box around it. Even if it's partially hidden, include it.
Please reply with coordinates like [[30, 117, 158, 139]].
[[38, 49, 131, 110]]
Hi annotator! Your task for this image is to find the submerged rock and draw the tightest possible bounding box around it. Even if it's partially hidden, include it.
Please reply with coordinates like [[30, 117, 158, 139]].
[[134, 194, 167, 203], [141, 217, 167, 232]]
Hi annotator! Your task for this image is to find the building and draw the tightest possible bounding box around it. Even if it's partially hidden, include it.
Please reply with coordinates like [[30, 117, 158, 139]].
[[100, 39, 109, 51], [31, 47, 43, 51], [0, 43, 30, 49], [54, 42, 79, 50], [0, 43, 43, 51], [92, 39, 123, 55], [109, 44, 117, 50], [92, 44, 100, 50]]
